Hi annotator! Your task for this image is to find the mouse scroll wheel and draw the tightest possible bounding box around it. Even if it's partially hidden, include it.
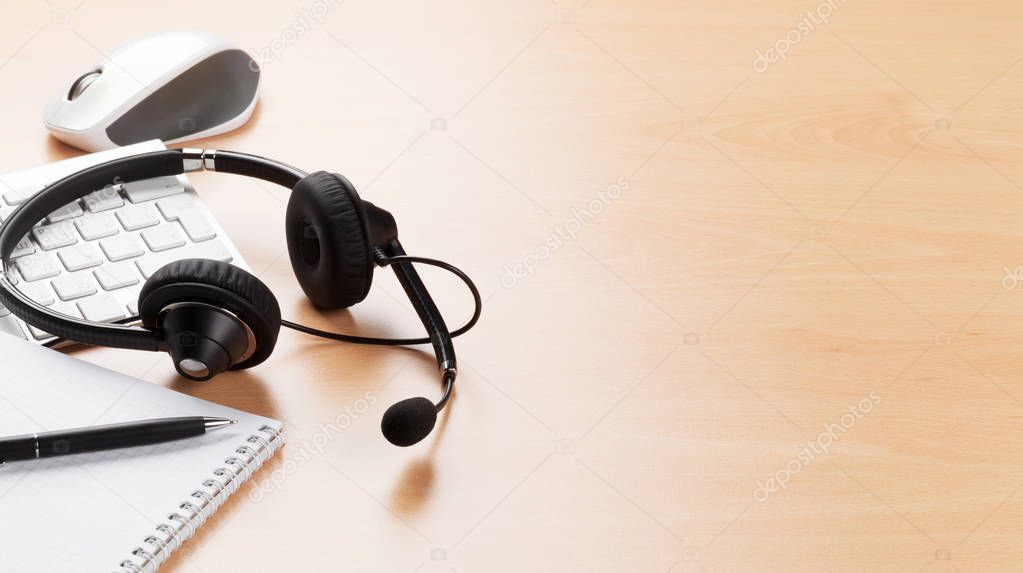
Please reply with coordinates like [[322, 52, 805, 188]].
[[68, 69, 102, 101]]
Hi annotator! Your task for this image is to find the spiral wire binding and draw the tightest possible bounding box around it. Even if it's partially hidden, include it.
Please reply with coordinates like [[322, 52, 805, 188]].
[[113, 425, 284, 573]]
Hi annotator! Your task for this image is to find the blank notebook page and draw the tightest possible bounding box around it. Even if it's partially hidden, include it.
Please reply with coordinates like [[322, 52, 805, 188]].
[[0, 336, 283, 572]]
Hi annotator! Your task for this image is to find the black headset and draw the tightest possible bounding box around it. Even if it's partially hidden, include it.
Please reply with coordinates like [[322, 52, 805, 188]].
[[0, 148, 481, 447]]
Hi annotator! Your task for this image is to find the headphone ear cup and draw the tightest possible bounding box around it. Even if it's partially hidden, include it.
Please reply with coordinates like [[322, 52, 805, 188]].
[[138, 259, 282, 369], [286, 171, 374, 309]]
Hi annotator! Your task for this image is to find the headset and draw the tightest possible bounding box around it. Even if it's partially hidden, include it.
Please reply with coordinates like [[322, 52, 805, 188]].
[[0, 148, 481, 447]]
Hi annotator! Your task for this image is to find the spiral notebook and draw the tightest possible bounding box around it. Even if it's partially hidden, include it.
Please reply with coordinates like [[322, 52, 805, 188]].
[[0, 336, 284, 572]]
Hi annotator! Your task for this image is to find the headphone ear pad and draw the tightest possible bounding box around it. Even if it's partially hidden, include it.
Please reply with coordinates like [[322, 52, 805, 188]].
[[138, 259, 281, 369], [286, 171, 374, 309]]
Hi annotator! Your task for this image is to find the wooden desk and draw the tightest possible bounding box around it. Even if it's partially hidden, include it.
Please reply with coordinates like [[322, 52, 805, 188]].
[[3, 1, 1023, 570]]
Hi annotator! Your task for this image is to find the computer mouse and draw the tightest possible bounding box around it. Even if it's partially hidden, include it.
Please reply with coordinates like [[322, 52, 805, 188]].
[[42, 30, 261, 152]]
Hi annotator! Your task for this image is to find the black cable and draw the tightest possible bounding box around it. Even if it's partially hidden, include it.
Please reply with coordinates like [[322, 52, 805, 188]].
[[280, 255, 482, 346], [43, 256, 479, 350]]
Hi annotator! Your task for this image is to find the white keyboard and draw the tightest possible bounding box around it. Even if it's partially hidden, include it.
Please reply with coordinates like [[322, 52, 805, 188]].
[[0, 140, 247, 343]]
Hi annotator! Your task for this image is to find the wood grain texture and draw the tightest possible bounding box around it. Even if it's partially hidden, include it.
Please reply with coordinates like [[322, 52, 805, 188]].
[[3, 0, 1023, 571]]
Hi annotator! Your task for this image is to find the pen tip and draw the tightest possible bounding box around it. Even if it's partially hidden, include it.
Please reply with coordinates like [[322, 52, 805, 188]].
[[203, 418, 237, 431]]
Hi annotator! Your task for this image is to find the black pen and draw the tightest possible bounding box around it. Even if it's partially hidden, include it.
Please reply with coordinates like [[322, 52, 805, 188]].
[[0, 417, 237, 464]]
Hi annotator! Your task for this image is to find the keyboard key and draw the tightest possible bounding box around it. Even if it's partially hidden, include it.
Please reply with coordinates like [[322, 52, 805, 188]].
[[188, 241, 233, 263], [75, 213, 120, 240], [123, 177, 186, 203], [77, 295, 126, 322], [116, 204, 160, 230], [19, 282, 55, 306], [141, 225, 186, 252], [135, 241, 234, 279], [1, 181, 44, 206], [99, 234, 145, 261], [156, 195, 193, 221], [27, 324, 52, 340], [126, 300, 139, 316], [83, 186, 124, 212], [46, 201, 84, 223], [58, 243, 103, 271], [16, 252, 60, 282], [51, 272, 97, 301], [53, 302, 82, 318], [33, 221, 77, 250], [93, 262, 139, 290], [135, 253, 175, 279], [178, 211, 216, 242], [0, 316, 26, 339], [12, 236, 35, 258]]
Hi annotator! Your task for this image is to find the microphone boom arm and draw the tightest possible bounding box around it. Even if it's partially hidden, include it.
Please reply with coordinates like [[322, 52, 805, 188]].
[[378, 239, 457, 412]]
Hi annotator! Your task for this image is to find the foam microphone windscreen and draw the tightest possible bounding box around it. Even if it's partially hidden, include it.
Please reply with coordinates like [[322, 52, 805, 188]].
[[381, 397, 437, 447]]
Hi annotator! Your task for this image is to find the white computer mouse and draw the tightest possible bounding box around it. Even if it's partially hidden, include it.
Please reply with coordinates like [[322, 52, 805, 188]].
[[43, 30, 261, 152]]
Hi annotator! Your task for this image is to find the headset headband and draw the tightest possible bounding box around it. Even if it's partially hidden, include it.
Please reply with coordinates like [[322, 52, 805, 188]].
[[0, 149, 306, 351]]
